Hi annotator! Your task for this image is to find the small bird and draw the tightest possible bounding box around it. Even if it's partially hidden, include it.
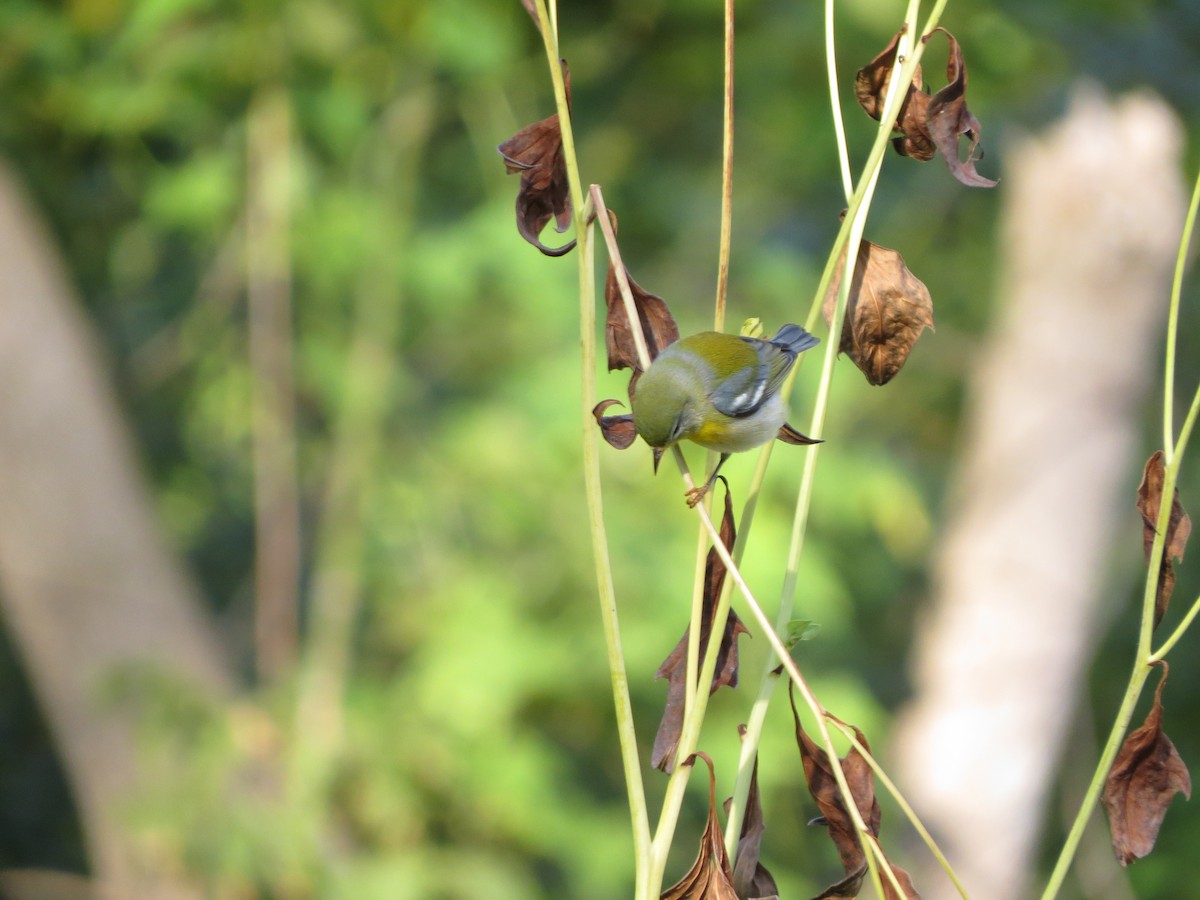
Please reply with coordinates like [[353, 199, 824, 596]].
[[631, 324, 821, 506]]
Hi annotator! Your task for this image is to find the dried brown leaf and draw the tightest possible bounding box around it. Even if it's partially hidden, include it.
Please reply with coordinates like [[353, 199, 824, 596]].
[[855, 27, 994, 186], [777, 422, 821, 446], [824, 239, 934, 386], [593, 399, 638, 450], [881, 865, 920, 900], [729, 739, 780, 900], [661, 753, 740, 900], [605, 254, 679, 379], [497, 64, 575, 256], [812, 863, 868, 900], [923, 28, 997, 188], [1102, 663, 1192, 866], [789, 689, 920, 898], [810, 863, 918, 900], [1136, 450, 1193, 628], [789, 685, 880, 874], [653, 484, 749, 772], [854, 28, 935, 162]]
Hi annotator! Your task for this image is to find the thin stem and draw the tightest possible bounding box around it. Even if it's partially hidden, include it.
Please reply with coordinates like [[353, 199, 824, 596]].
[[1151, 592, 1200, 662], [1176, 371, 1200, 466], [638, 443, 880, 896], [724, 17, 911, 851], [531, 6, 653, 888], [1043, 170, 1200, 894], [714, 0, 735, 330], [832, 720, 969, 897], [681, 487, 888, 891], [804, 0, 948, 335], [591, 186, 652, 372], [824, 0, 853, 201], [1040, 663, 1154, 900], [1163, 148, 1200, 452], [578, 216, 654, 892], [532, 0, 586, 231]]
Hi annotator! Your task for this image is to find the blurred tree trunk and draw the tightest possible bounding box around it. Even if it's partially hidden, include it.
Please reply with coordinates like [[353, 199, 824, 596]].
[[891, 88, 1186, 900], [0, 165, 233, 899]]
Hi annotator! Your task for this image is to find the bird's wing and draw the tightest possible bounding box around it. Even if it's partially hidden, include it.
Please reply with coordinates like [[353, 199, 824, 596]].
[[709, 351, 773, 418], [708, 327, 814, 419]]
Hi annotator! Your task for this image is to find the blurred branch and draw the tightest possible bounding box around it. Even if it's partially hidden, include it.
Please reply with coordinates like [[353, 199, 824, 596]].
[[293, 89, 433, 781], [247, 87, 300, 683]]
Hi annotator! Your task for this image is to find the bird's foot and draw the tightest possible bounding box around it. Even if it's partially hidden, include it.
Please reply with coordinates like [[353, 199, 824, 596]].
[[684, 485, 709, 508]]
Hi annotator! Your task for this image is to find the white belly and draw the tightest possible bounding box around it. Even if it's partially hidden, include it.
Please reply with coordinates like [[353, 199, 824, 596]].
[[692, 392, 787, 453]]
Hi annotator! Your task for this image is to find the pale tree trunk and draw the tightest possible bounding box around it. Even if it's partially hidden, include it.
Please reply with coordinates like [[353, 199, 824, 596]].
[[891, 88, 1186, 899], [0, 165, 233, 899]]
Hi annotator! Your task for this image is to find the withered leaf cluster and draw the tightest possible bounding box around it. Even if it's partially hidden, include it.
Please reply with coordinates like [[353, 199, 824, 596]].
[[653, 483, 749, 772], [661, 753, 741, 900], [1103, 663, 1193, 866], [497, 63, 576, 257], [790, 684, 918, 898], [855, 27, 996, 188], [728, 734, 781, 900], [824, 238, 933, 386], [1136, 450, 1193, 628]]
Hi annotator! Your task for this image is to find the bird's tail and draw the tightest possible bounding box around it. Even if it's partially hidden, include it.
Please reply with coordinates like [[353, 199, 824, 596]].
[[771, 323, 820, 355]]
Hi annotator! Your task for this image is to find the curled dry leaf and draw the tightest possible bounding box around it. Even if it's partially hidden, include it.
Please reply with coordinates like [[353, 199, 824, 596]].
[[661, 753, 740, 900], [1136, 450, 1192, 628], [854, 28, 935, 162], [923, 28, 997, 188], [497, 63, 575, 256], [824, 239, 934, 386], [1102, 662, 1192, 866], [604, 214, 680, 382], [592, 399, 638, 450], [854, 27, 995, 188], [790, 684, 880, 874], [789, 686, 920, 899], [728, 734, 780, 900], [653, 482, 749, 772], [777, 422, 822, 446]]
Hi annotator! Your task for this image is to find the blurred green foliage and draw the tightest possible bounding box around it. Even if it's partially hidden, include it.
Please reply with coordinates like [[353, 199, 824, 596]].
[[0, 0, 1198, 897]]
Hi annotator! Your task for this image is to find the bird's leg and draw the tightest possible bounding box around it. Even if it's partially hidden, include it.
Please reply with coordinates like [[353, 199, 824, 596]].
[[685, 453, 730, 508]]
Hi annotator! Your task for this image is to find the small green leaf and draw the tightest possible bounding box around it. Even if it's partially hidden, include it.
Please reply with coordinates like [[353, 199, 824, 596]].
[[785, 619, 820, 648]]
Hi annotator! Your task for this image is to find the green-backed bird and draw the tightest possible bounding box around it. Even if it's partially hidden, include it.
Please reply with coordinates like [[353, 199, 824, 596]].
[[631, 324, 821, 505]]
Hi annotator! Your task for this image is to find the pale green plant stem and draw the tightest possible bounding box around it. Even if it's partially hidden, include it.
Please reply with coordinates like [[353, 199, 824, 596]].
[[1152, 590, 1200, 661], [643, 468, 892, 896], [724, 0, 945, 859], [1163, 169, 1200, 447], [715, 0, 735, 331], [531, 3, 653, 889], [1041, 166, 1200, 899], [653, 0, 741, 877], [593, 184, 721, 802], [825, 0, 853, 201], [803, 0, 947, 334], [678, 0, 740, 741], [832, 720, 969, 897]]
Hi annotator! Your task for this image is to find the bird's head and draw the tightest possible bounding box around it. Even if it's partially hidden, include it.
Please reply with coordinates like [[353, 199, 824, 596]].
[[631, 358, 704, 471]]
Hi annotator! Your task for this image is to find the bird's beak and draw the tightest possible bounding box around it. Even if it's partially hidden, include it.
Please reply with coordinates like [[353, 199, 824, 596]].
[[652, 447, 664, 474]]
